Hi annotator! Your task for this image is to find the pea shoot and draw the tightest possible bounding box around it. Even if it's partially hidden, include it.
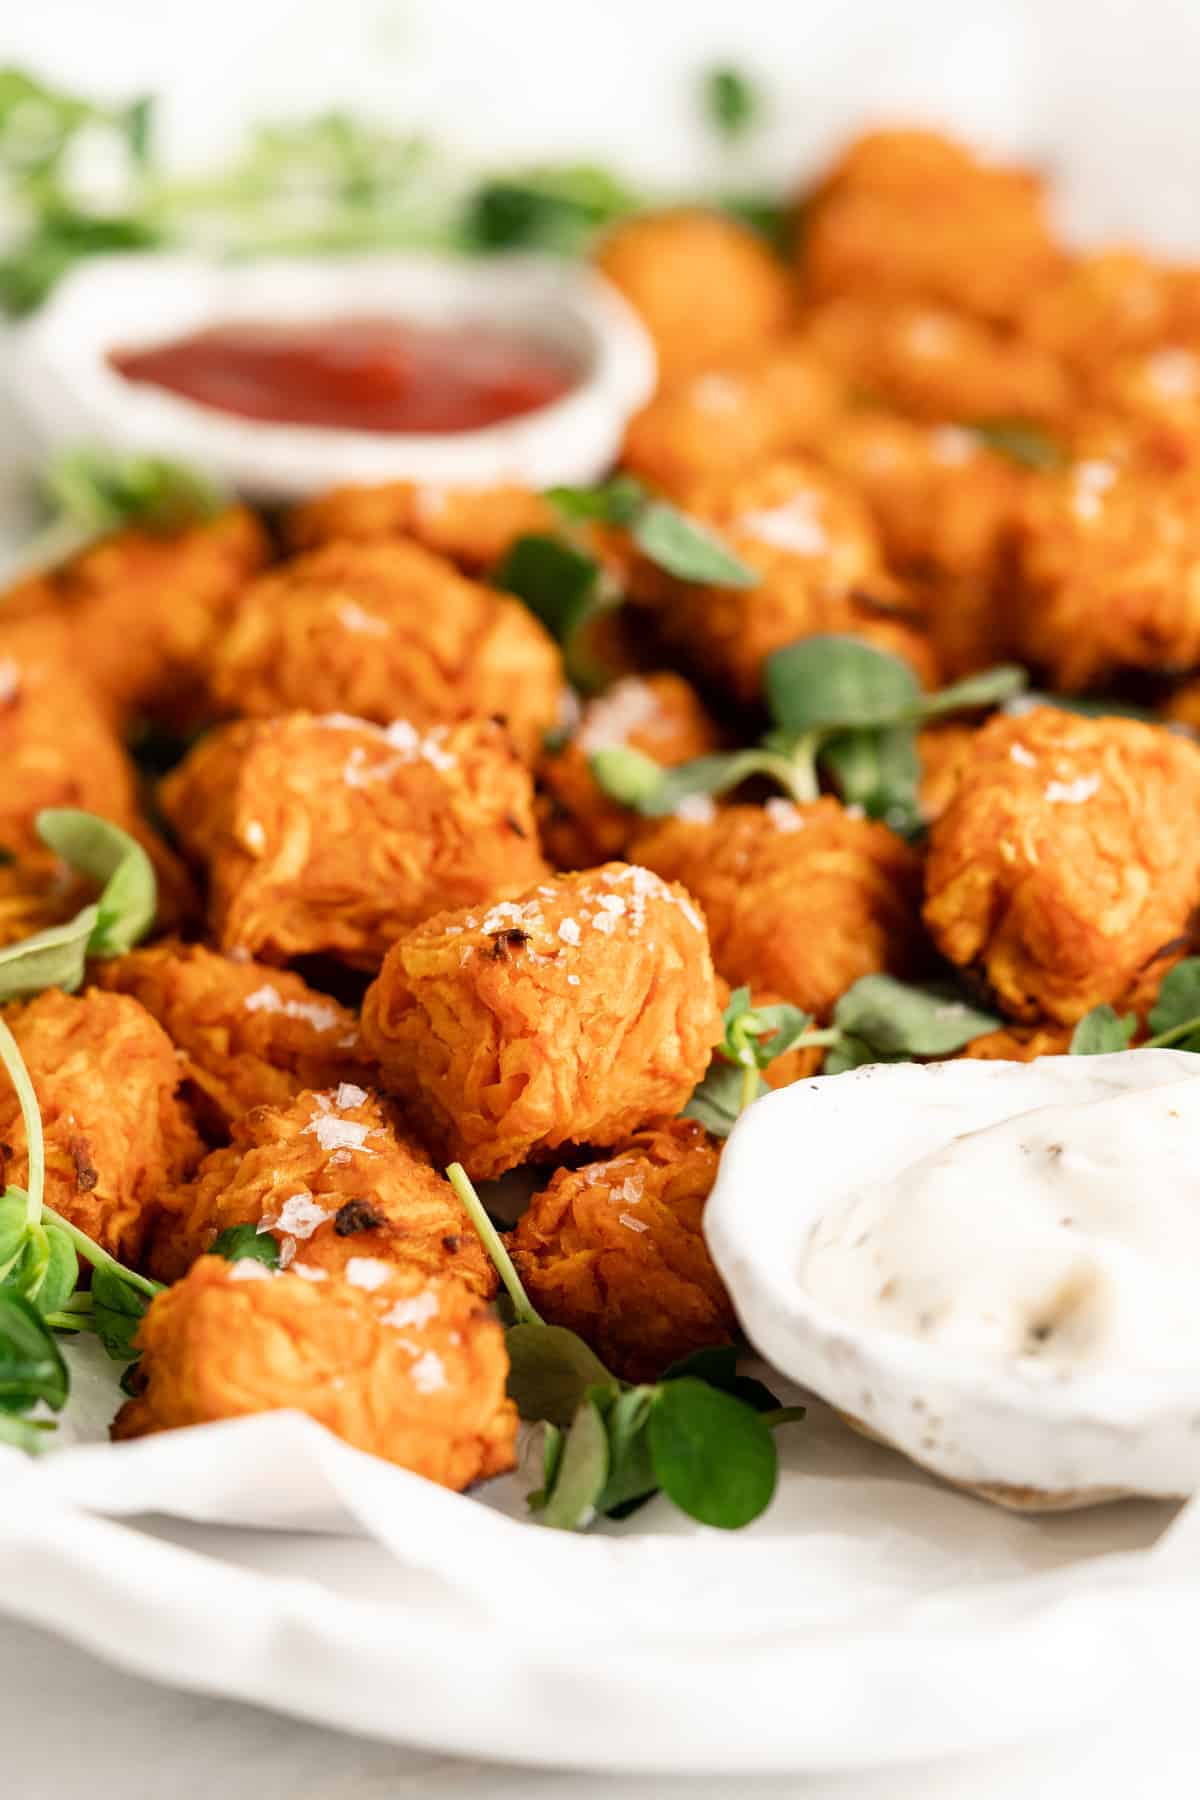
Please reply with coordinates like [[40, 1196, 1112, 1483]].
[[686, 977, 1002, 1136], [1072, 958, 1200, 1055], [447, 1164, 803, 1531], [592, 635, 1027, 834], [15, 448, 226, 582], [495, 476, 757, 693]]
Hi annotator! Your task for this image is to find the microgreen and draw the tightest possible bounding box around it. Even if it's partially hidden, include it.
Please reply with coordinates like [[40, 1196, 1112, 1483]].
[[211, 1224, 283, 1269], [686, 987, 836, 1131], [492, 534, 616, 693], [15, 448, 226, 580], [548, 476, 758, 588], [968, 420, 1065, 472], [702, 67, 760, 140], [0, 1292, 67, 1415], [1071, 958, 1200, 1056], [449, 1163, 800, 1531], [461, 164, 641, 255], [591, 635, 1027, 833], [0, 811, 156, 1005], [1070, 1006, 1138, 1055], [686, 975, 1002, 1134]]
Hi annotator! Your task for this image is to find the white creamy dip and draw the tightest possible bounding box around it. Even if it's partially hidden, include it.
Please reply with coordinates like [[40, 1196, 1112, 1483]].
[[799, 1073, 1200, 1376], [705, 1052, 1200, 1501]]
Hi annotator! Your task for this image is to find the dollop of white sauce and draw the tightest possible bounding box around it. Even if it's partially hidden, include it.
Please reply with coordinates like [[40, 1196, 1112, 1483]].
[[799, 1067, 1200, 1377]]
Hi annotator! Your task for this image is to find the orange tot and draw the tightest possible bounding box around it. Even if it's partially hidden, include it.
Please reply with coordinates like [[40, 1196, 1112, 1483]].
[[0, 989, 201, 1263], [634, 799, 924, 1018], [286, 479, 555, 570], [148, 1083, 494, 1296], [0, 615, 140, 854], [595, 206, 793, 383], [161, 713, 548, 969], [801, 128, 1061, 324], [801, 296, 1069, 426], [630, 456, 936, 703], [924, 706, 1200, 1023], [538, 673, 721, 870], [820, 413, 1027, 676], [207, 538, 563, 761], [362, 862, 723, 1180], [509, 1120, 733, 1383], [621, 340, 843, 494], [112, 1255, 517, 1492], [37, 506, 270, 724], [93, 942, 370, 1139], [1013, 456, 1200, 687]]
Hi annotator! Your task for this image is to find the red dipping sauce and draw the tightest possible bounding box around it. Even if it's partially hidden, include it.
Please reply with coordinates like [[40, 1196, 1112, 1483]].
[[109, 316, 579, 434]]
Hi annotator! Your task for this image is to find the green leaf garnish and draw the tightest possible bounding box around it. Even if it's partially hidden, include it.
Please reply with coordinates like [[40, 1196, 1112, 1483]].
[[1070, 1005, 1138, 1055], [765, 636, 924, 735], [631, 500, 757, 588], [461, 164, 641, 255], [831, 974, 1001, 1060], [0, 812, 156, 1004], [0, 1291, 67, 1412], [646, 1377, 777, 1529], [969, 420, 1064, 471], [684, 987, 840, 1136], [1146, 961, 1200, 1041], [211, 1224, 282, 1270], [703, 67, 759, 141], [818, 725, 923, 834], [42, 448, 223, 538], [493, 534, 614, 693], [538, 1390, 612, 1530], [547, 476, 758, 590], [449, 1162, 800, 1530], [89, 1265, 152, 1362], [504, 1321, 613, 1428]]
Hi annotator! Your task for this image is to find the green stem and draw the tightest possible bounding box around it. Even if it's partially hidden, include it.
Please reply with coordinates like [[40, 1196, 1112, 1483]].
[[0, 1018, 44, 1229], [739, 1063, 761, 1114], [1142, 1013, 1200, 1050], [788, 1028, 844, 1052], [761, 1406, 807, 1430], [40, 1207, 160, 1298], [42, 1313, 88, 1334], [447, 1163, 544, 1328]]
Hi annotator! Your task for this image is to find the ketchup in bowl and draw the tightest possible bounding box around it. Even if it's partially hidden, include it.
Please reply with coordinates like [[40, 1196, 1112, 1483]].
[[109, 317, 579, 434]]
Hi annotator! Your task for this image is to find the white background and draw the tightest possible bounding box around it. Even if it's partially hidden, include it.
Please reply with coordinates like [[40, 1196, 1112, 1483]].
[[3, 3, 1200, 1793]]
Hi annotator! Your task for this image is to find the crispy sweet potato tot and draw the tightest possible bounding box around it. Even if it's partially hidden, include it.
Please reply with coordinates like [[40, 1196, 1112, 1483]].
[[634, 799, 924, 1018], [923, 707, 1200, 1023], [801, 128, 1060, 324], [537, 673, 721, 870], [362, 862, 723, 1179], [286, 480, 555, 570], [148, 1083, 494, 1295], [208, 538, 563, 761], [161, 713, 547, 969], [0, 989, 201, 1262], [93, 942, 370, 1138], [510, 1120, 733, 1382], [113, 1255, 517, 1491], [596, 206, 793, 383], [629, 457, 936, 703]]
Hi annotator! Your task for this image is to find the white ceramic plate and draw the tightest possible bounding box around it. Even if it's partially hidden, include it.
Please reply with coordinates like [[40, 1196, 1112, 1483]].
[[0, 1334, 1192, 1773]]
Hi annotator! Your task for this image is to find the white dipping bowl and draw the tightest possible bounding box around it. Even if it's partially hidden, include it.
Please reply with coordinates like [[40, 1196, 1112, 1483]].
[[707, 1053, 1200, 1509], [3, 251, 656, 500]]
